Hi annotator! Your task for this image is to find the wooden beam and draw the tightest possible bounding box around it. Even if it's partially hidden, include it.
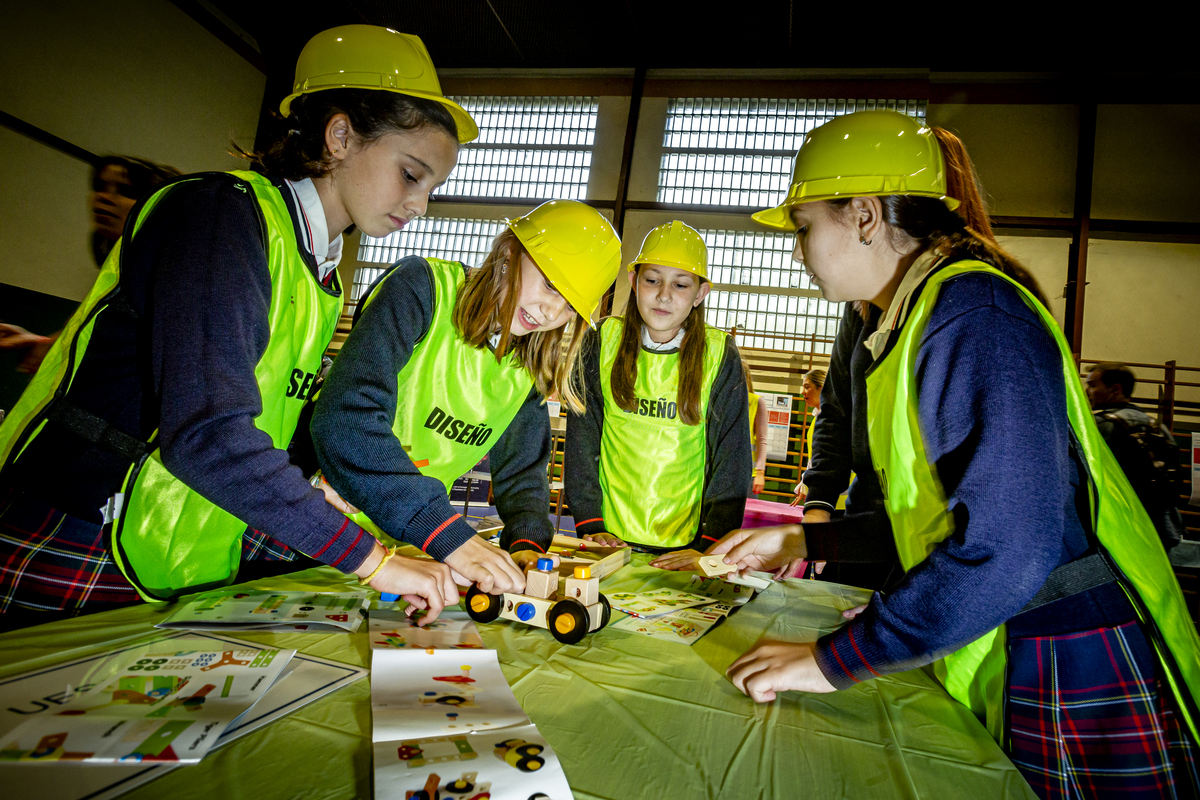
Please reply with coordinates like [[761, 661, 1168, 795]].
[[1063, 102, 1097, 356], [0, 110, 96, 165]]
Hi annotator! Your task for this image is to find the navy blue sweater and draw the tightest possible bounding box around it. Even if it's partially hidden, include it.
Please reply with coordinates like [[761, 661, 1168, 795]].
[[813, 273, 1133, 688], [310, 257, 556, 560], [3, 174, 373, 573]]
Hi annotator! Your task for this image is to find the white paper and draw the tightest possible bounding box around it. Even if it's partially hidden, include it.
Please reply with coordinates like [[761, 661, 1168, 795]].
[[758, 392, 795, 461], [374, 723, 574, 800], [0, 631, 365, 800], [605, 588, 716, 619], [156, 590, 369, 633], [371, 632, 528, 742], [1, 638, 292, 765], [610, 603, 736, 645], [370, 609, 485, 651]]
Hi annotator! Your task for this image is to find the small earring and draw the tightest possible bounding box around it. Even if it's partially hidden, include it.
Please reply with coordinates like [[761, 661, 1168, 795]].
[[860, 237, 872, 246]]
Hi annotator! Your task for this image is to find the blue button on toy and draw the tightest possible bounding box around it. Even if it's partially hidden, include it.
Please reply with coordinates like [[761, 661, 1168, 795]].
[[536, 558, 554, 571], [516, 602, 536, 621]]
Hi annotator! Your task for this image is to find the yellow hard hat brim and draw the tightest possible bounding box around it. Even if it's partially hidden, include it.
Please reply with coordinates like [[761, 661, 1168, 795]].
[[751, 203, 796, 232], [752, 189, 960, 231], [626, 258, 709, 282], [279, 87, 479, 144]]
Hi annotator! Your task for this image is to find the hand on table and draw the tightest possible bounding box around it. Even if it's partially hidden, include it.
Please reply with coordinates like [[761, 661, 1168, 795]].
[[789, 481, 807, 507], [364, 551, 457, 626], [707, 524, 806, 576], [727, 640, 836, 702], [511, 550, 560, 571], [649, 548, 703, 571], [581, 531, 626, 548], [444, 535, 525, 594]]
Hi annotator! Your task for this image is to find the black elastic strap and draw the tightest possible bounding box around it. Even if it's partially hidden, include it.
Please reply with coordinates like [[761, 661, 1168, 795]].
[[46, 401, 149, 463], [1019, 552, 1117, 614]]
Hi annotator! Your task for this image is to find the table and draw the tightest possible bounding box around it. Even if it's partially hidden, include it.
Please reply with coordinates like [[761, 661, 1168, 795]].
[[0, 556, 1035, 799]]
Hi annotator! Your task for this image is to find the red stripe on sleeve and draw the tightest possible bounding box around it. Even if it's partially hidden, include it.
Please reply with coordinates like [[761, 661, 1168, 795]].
[[329, 526, 366, 568], [422, 514, 462, 551], [847, 627, 880, 677], [509, 539, 545, 552], [828, 639, 860, 683], [575, 518, 604, 526], [310, 518, 349, 560]]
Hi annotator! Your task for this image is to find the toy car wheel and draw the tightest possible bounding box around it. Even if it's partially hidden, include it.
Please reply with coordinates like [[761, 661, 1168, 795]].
[[547, 599, 589, 645], [596, 593, 611, 631], [465, 584, 502, 623]]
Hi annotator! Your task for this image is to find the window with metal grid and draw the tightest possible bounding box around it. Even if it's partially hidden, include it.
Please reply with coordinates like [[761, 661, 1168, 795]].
[[352, 217, 507, 306], [438, 95, 598, 201], [658, 98, 927, 207], [698, 226, 843, 353]]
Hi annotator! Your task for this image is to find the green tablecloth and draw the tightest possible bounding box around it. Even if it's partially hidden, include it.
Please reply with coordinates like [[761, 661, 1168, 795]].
[[0, 557, 1035, 799]]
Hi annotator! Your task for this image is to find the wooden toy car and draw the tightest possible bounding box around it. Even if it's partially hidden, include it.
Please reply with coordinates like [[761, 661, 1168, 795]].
[[465, 560, 610, 644]]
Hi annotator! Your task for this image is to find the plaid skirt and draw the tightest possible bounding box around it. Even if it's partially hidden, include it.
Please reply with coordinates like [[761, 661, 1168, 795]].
[[1008, 619, 1200, 800], [0, 489, 297, 619]]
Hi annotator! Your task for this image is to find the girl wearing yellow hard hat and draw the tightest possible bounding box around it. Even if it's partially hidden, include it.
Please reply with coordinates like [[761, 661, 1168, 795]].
[[711, 110, 1200, 796], [0, 25, 477, 625], [311, 198, 622, 582], [563, 221, 751, 564]]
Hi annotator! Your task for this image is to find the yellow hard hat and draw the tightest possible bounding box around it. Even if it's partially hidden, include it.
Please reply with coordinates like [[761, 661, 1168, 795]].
[[508, 200, 622, 328], [279, 25, 478, 144], [627, 220, 708, 281], [752, 110, 958, 231]]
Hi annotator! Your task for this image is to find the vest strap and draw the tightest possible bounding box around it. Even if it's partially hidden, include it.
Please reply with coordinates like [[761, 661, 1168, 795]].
[[1017, 552, 1117, 614], [46, 400, 149, 464]]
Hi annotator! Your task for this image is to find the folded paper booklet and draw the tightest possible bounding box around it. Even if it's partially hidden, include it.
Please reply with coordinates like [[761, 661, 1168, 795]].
[[0, 638, 294, 765], [686, 575, 757, 606], [156, 590, 369, 633], [369, 609, 576, 798], [611, 602, 736, 645], [605, 588, 716, 619]]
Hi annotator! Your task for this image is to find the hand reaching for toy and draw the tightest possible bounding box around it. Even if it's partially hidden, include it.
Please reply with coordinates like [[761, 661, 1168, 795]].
[[708, 524, 806, 575], [444, 535, 526, 595], [727, 640, 836, 702], [649, 548, 703, 571], [511, 551, 560, 571], [361, 549, 457, 626], [581, 531, 626, 548]]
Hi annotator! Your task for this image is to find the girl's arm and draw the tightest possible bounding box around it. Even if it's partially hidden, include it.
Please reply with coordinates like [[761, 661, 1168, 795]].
[[693, 337, 752, 548], [801, 305, 861, 513], [149, 177, 373, 573], [489, 387, 555, 556], [811, 274, 1078, 687], [753, 396, 769, 474], [563, 328, 608, 538], [311, 257, 477, 562]]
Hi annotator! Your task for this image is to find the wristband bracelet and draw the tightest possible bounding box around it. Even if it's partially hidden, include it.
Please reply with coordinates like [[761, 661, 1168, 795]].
[[358, 545, 398, 586]]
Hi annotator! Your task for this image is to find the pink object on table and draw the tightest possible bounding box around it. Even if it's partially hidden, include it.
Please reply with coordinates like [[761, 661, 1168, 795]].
[[740, 499, 808, 578]]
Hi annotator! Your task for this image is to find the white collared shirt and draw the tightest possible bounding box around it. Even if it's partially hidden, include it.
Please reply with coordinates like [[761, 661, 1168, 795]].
[[284, 178, 343, 283], [641, 324, 686, 352], [864, 249, 945, 360]]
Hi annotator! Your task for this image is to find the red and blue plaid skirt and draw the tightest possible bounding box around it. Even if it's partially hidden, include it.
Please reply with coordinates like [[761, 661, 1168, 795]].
[[1008, 620, 1200, 799], [0, 489, 297, 622]]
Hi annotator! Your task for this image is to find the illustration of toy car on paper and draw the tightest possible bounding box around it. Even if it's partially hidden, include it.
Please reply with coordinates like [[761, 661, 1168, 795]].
[[465, 560, 611, 645], [493, 738, 546, 772]]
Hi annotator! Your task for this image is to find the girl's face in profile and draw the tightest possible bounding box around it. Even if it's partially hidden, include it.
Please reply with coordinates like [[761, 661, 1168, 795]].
[[509, 253, 571, 337], [802, 378, 821, 408]]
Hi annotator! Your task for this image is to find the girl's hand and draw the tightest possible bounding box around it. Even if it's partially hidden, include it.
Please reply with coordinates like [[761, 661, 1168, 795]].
[[363, 552, 458, 626], [752, 474, 766, 494], [444, 536, 526, 594], [727, 640, 836, 702], [707, 525, 806, 574], [789, 481, 807, 507], [512, 551, 560, 571], [649, 548, 703, 571], [842, 603, 869, 620], [315, 476, 359, 515], [0, 323, 54, 374], [582, 532, 625, 548]]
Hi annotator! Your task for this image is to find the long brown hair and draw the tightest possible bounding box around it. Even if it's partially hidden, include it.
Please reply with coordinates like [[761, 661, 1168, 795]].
[[452, 228, 589, 413], [611, 266, 708, 425]]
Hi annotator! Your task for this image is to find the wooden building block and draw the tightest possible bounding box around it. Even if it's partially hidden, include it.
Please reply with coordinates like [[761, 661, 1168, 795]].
[[524, 569, 559, 600], [563, 576, 599, 606], [550, 534, 631, 579], [498, 594, 554, 628], [699, 555, 736, 577]]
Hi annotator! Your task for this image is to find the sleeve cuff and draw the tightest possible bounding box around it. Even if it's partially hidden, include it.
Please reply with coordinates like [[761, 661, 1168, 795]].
[[814, 625, 883, 689], [405, 503, 477, 561], [500, 512, 553, 555], [310, 519, 376, 574], [574, 517, 607, 537]]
